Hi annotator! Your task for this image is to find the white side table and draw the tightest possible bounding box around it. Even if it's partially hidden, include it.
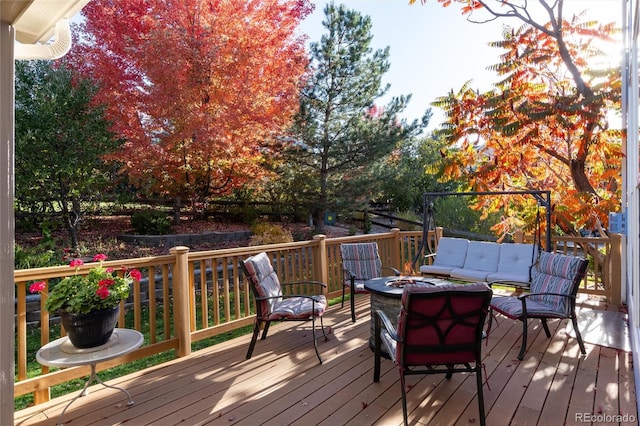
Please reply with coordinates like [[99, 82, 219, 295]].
[[36, 328, 144, 426]]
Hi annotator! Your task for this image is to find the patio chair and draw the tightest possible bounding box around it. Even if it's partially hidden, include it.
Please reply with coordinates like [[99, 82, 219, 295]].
[[373, 282, 492, 426], [241, 252, 328, 364], [340, 242, 400, 322], [488, 251, 589, 361]]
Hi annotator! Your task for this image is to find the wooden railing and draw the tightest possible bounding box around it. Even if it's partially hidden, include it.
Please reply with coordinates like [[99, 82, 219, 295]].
[[13, 229, 621, 406]]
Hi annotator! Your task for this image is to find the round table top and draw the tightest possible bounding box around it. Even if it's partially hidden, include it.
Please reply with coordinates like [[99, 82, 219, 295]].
[[364, 276, 448, 298], [36, 328, 144, 368]]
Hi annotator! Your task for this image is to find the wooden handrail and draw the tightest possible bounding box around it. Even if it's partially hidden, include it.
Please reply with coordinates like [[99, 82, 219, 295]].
[[12, 229, 621, 407]]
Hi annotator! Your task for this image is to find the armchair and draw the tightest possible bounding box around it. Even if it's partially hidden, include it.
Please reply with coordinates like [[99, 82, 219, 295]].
[[488, 251, 589, 361], [373, 282, 492, 426], [241, 252, 328, 364], [340, 242, 400, 322]]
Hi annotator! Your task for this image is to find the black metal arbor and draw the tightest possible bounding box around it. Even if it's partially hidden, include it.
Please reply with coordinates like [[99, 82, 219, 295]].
[[415, 190, 552, 268]]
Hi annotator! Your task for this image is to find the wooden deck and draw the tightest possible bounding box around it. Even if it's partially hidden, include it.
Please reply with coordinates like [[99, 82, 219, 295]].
[[15, 295, 636, 426]]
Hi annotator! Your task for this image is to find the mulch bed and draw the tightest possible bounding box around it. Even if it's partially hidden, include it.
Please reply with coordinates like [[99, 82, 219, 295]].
[[15, 215, 351, 263]]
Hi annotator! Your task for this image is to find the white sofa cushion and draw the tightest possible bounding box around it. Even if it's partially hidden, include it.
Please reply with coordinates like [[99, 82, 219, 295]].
[[486, 243, 536, 285], [432, 237, 469, 267], [449, 267, 492, 281], [419, 264, 457, 276], [461, 241, 501, 271], [419, 237, 469, 276]]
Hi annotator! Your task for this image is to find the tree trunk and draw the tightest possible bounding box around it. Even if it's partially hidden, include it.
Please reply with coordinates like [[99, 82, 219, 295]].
[[61, 199, 80, 250], [570, 158, 597, 194], [173, 197, 182, 226]]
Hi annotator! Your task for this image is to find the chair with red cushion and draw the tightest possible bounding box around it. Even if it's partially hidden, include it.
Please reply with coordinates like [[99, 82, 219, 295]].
[[488, 251, 589, 360], [373, 282, 492, 426], [340, 242, 400, 322], [241, 252, 328, 364]]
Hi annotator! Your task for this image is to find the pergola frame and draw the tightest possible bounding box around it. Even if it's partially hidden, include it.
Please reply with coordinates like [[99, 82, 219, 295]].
[[416, 190, 552, 267]]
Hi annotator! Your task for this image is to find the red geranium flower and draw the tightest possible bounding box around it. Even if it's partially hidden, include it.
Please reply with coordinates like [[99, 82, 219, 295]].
[[96, 286, 110, 299], [99, 278, 115, 287], [69, 259, 84, 268], [29, 281, 46, 293]]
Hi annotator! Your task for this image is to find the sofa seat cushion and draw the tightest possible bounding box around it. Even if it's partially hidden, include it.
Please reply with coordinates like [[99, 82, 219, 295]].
[[449, 268, 491, 282], [486, 271, 531, 286], [419, 264, 455, 276]]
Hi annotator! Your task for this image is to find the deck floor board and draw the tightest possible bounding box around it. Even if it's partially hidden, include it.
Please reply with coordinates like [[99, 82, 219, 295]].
[[14, 294, 636, 426]]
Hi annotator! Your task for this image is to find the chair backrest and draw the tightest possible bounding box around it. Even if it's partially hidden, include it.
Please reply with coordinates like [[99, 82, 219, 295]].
[[340, 243, 382, 281], [396, 282, 492, 367], [529, 252, 589, 316], [433, 237, 469, 268], [241, 252, 282, 318]]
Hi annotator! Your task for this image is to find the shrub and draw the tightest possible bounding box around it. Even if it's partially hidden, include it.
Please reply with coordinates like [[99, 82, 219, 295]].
[[228, 204, 260, 224], [15, 245, 58, 269], [130, 210, 171, 235], [249, 223, 293, 246]]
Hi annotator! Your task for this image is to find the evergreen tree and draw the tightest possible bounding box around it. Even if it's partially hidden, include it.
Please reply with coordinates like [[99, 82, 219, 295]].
[[289, 2, 426, 231], [15, 60, 121, 249]]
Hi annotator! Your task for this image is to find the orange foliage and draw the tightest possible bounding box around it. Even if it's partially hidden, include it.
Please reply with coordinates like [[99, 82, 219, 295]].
[[71, 0, 313, 205], [431, 14, 621, 234]]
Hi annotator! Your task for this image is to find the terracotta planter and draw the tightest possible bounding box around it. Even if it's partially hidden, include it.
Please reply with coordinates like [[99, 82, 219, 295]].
[[60, 306, 119, 348]]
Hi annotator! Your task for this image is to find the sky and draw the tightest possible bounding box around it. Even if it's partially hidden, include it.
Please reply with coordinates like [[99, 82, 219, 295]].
[[298, 1, 623, 131]]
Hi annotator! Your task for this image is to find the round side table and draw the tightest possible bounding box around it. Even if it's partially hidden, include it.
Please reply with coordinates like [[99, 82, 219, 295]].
[[36, 328, 143, 426]]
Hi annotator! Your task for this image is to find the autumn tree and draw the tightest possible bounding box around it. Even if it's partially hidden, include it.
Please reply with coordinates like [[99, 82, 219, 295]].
[[15, 60, 121, 249], [289, 3, 424, 231], [413, 0, 621, 235], [71, 0, 313, 222]]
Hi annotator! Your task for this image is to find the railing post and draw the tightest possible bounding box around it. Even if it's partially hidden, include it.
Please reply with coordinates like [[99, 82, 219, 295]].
[[170, 246, 191, 357], [313, 234, 328, 293], [610, 233, 622, 305], [390, 228, 401, 271]]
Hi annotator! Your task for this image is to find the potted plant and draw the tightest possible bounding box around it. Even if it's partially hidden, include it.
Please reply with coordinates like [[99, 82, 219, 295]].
[[29, 254, 142, 348]]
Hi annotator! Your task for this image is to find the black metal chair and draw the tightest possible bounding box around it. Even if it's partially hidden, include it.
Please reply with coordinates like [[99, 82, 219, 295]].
[[340, 242, 399, 322], [241, 252, 328, 364], [488, 251, 589, 360], [373, 282, 492, 426]]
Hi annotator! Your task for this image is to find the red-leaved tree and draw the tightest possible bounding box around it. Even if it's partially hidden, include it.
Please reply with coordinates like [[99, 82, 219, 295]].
[[71, 0, 313, 219]]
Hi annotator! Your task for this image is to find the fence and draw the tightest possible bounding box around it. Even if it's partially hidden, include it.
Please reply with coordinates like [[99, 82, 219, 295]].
[[13, 229, 620, 406]]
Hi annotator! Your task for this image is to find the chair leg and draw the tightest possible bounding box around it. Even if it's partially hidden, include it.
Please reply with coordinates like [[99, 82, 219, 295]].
[[541, 318, 552, 338], [373, 314, 382, 382], [341, 284, 346, 308], [350, 281, 356, 323], [400, 371, 409, 426], [518, 318, 528, 361], [261, 321, 270, 340], [311, 313, 323, 364], [486, 308, 494, 346], [246, 320, 261, 359], [571, 313, 587, 355], [319, 316, 328, 341], [475, 366, 487, 426]]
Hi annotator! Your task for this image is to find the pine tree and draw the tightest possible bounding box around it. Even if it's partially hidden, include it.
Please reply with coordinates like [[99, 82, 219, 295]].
[[289, 2, 423, 231]]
